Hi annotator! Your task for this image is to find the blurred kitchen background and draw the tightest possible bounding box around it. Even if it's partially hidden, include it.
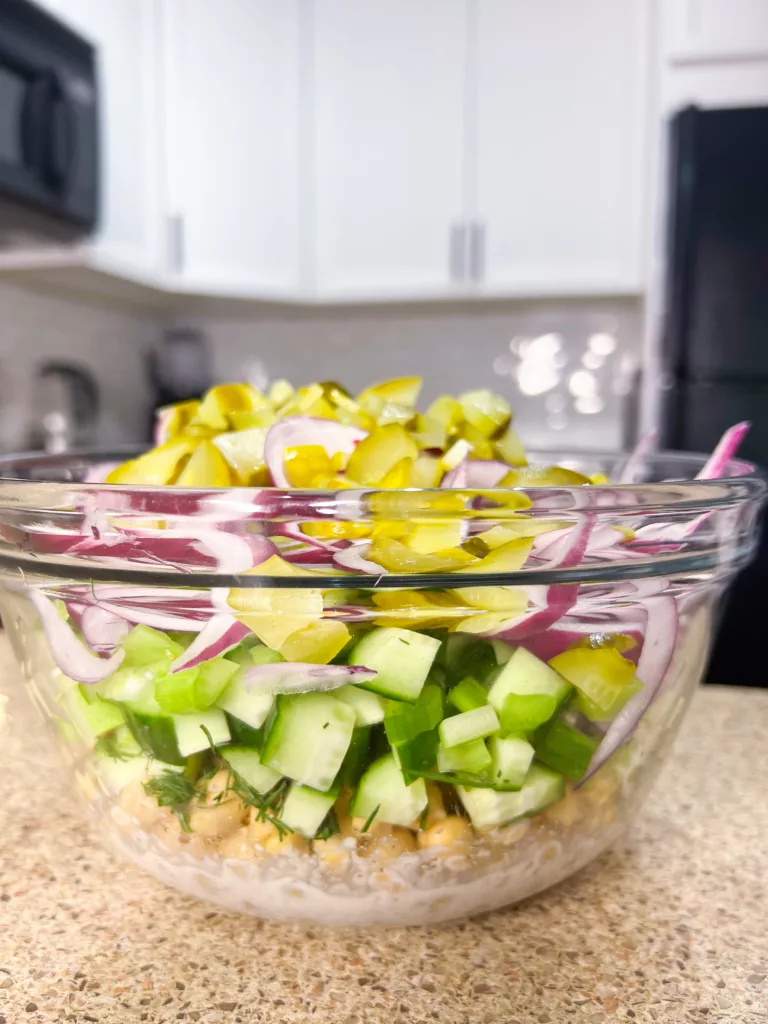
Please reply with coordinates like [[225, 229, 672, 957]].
[[2, 0, 768, 676]]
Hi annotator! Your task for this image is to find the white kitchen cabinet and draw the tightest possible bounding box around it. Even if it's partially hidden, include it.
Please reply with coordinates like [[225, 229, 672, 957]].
[[309, 0, 468, 299], [161, 0, 302, 297], [32, 0, 163, 281], [471, 0, 650, 296], [666, 0, 768, 64]]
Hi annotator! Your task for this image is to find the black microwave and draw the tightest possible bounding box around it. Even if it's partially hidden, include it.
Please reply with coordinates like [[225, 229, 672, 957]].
[[0, 0, 98, 239]]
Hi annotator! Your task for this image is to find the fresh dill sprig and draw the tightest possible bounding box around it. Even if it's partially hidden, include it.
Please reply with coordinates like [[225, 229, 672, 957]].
[[143, 770, 198, 833], [315, 808, 340, 841], [360, 804, 380, 833], [200, 726, 294, 838], [94, 731, 133, 761]]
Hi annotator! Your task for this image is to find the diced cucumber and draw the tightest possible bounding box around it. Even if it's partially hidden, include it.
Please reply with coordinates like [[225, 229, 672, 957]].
[[349, 627, 440, 701], [487, 647, 571, 713], [533, 717, 599, 782], [281, 783, 338, 837], [335, 684, 387, 725], [384, 684, 443, 746], [447, 676, 488, 713], [94, 753, 181, 795], [195, 658, 240, 707], [391, 727, 439, 783], [437, 738, 492, 774], [223, 746, 282, 793], [488, 734, 535, 790], [120, 625, 183, 667], [225, 714, 263, 747], [439, 705, 500, 748], [445, 636, 498, 684], [261, 693, 355, 792], [339, 726, 373, 787], [350, 753, 427, 827], [102, 663, 167, 703], [154, 667, 202, 713], [491, 639, 514, 665], [499, 692, 558, 734], [174, 710, 230, 757], [249, 645, 285, 667], [216, 672, 275, 729], [63, 687, 125, 740], [458, 764, 565, 828], [124, 702, 186, 766]]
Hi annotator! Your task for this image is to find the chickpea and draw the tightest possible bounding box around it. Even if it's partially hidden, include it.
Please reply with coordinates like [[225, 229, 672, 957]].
[[544, 788, 583, 828], [313, 834, 352, 873], [245, 815, 307, 856], [410, 783, 446, 831], [219, 827, 255, 860], [187, 768, 246, 839], [362, 826, 417, 865], [118, 779, 165, 829], [417, 815, 473, 857], [153, 811, 205, 858]]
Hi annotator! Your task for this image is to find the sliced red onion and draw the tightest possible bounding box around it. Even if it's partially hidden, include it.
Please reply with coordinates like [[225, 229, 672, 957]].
[[264, 417, 366, 488], [168, 614, 251, 673], [465, 460, 510, 488], [95, 601, 209, 633], [154, 407, 174, 447], [697, 421, 750, 480], [241, 662, 377, 695], [617, 430, 657, 485], [539, 515, 594, 570], [80, 605, 131, 654], [29, 590, 125, 683], [581, 592, 678, 781], [441, 459, 469, 488], [333, 541, 386, 574]]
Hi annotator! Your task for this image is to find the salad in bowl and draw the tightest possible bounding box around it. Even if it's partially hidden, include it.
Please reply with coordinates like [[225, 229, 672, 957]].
[[0, 377, 762, 926]]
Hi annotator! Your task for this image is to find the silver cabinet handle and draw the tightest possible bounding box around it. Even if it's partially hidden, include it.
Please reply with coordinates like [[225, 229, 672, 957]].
[[167, 214, 185, 274], [449, 222, 466, 283], [469, 221, 485, 283]]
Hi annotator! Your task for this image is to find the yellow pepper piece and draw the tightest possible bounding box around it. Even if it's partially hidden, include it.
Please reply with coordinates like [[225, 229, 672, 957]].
[[192, 383, 264, 432], [405, 521, 464, 554], [451, 586, 528, 612], [478, 521, 567, 547], [175, 440, 234, 487], [212, 427, 268, 483], [459, 389, 512, 439], [346, 424, 419, 486], [500, 465, 592, 486], [279, 619, 351, 664], [358, 376, 423, 409], [379, 457, 413, 488], [105, 438, 197, 486], [495, 426, 528, 467], [372, 590, 463, 628], [455, 537, 534, 574], [590, 472, 610, 485], [284, 445, 335, 488], [229, 409, 277, 431], [367, 536, 477, 573], [410, 455, 444, 488], [157, 400, 200, 441]]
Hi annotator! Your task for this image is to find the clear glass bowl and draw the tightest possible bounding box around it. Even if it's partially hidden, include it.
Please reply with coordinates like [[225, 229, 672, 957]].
[[0, 448, 763, 926]]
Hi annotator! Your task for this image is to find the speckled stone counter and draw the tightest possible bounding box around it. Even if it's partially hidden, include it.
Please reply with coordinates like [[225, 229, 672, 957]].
[[0, 642, 766, 1024]]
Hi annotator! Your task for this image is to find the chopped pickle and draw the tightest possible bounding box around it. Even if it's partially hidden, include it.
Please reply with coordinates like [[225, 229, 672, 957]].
[[346, 424, 419, 485], [106, 437, 197, 486], [442, 438, 473, 470], [460, 423, 494, 459], [212, 427, 268, 482], [452, 586, 527, 613], [367, 537, 477, 574], [574, 675, 644, 721], [278, 619, 351, 664], [426, 395, 464, 436], [412, 414, 447, 451], [303, 520, 371, 541], [229, 409, 277, 431], [410, 454, 444, 488], [405, 521, 465, 554], [175, 440, 234, 487], [459, 389, 512, 439], [191, 383, 264, 431], [478, 521, 565, 546], [455, 538, 534, 574], [548, 648, 636, 713], [495, 426, 528, 467], [372, 590, 463, 628], [500, 465, 593, 487], [157, 400, 200, 441], [228, 556, 327, 648], [358, 376, 423, 409], [269, 379, 294, 404], [379, 457, 414, 488]]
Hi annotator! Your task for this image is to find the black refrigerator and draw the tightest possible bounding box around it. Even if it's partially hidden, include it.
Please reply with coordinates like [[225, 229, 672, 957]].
[[661, 105, 768, 686]]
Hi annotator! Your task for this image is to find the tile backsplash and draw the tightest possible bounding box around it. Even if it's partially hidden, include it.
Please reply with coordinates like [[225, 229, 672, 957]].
[[191, 297, 643, 451], [0, 283, 643, 454]]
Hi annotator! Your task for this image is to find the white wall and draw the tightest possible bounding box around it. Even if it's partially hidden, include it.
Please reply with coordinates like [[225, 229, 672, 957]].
[[0, 281, 158, 450], [183, 296, 643, 451]]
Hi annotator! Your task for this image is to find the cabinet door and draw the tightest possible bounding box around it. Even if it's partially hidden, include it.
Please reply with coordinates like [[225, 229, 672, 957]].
[[474, 0, 649, 295], [311, 0, 467, 299], [666, 0, 768, 63], [34, 0, 162, 277], [162, 0, 301, 296]]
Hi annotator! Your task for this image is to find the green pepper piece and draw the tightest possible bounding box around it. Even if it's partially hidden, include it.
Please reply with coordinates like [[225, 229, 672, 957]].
[[533, 718, 599, 782]]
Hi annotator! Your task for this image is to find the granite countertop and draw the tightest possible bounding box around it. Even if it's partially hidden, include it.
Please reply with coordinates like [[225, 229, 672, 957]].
[[0, 641, 766, 1024]]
